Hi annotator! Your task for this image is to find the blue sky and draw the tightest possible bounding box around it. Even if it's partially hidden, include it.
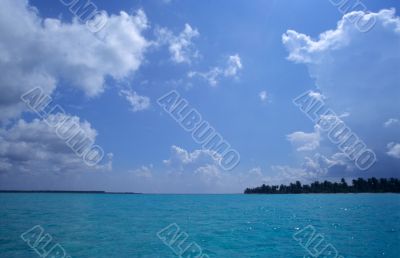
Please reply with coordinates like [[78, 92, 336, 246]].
[[0, 0, 399, 193]]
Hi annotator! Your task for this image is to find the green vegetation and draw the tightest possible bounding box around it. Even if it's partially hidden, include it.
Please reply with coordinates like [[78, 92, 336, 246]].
[[244, 178, 400, 194]]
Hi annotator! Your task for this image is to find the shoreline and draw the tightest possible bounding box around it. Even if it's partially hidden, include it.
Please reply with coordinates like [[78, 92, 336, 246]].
[[0, 191, 399, 195]]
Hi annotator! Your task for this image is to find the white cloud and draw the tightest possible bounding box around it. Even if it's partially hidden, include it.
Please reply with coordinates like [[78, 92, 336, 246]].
[[327, 152, 353, 170], [287, 125, 321, 151], [194, 164, 222, 184], [308, 91, 325, 101], [270, 165, 318, 183], [160, 145, 225, 192], [281, 9, 398, 63], [247, 167, 263, 177], [163, 145, 219, 166], [119, 147, 356, 193], [259, 90, 268, 102], [188, 54, 243, 86], [123, 145, 269, 193], [119, 89, 150, 112], [188, 68, 220, 86], [248, 151, 354, 186], [282, 9, 400, 123], [0, 0, 149, 121], [0, 114, 112, 174], [282, 9, 400, 176], [268, 153, 345, 184], [155, 23, 199, 64], [131, 165, 153, 178], [387, 142, 400, 159], [223, 54, 243, 76], [384, 118, 400, 128]]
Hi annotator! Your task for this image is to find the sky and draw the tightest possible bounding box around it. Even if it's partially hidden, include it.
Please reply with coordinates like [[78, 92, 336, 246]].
[[0, 0, 399, 193]]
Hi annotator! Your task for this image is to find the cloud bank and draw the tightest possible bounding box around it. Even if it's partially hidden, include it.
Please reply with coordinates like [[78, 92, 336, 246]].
[[0, 0, 149, 121], [282, 9, 400, 180]]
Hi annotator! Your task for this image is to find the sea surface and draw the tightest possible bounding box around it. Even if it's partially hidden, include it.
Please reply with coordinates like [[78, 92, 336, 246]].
[[0, 193, 399, 258]]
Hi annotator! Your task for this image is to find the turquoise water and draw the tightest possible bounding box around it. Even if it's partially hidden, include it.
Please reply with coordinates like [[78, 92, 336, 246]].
[[0, 194, 399, 258]]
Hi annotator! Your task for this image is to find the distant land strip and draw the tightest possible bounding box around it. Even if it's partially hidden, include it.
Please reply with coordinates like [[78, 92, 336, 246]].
[[0, 190, 141, 194], [244, 177, 400, 194]]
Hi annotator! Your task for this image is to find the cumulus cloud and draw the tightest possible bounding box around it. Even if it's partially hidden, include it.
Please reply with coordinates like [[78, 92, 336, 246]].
[[158, 145, 224, 192], [282, 9, 400, 121], [0, 0, 149, 121], [384, 118, 400, 128], [194, 164, 222, 184], [155, 23, 199, 64], [119, 89, 150, 112], [119, 145, 269, 193], [131, 165, 153, 178], [223, 54, 243, 76], [126, 144, 357, 193], [282, 8, 400, 177], [308, 91, 325, 101], [259, 90, 268, 102], [0, 114, 112, 175], [163, 145, 220, 167], [287, 125, 321, 151], [270, 165, 321, 183], [266, 152, 355, 184], [387, 142, 400, 159], [94, 146, 356, 193], [188, 54, 243, 86]]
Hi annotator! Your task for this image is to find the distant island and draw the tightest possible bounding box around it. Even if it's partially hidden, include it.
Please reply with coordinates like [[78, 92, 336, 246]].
[[0, 190, 141, 194], [244, 178, 400, 194]]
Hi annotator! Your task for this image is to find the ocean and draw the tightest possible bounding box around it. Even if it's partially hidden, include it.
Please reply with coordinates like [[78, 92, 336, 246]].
[[0, 193, 399, 257]]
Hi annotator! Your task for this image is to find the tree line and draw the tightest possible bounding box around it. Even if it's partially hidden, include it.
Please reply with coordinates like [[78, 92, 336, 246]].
[[244, 178, 400, 194]]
